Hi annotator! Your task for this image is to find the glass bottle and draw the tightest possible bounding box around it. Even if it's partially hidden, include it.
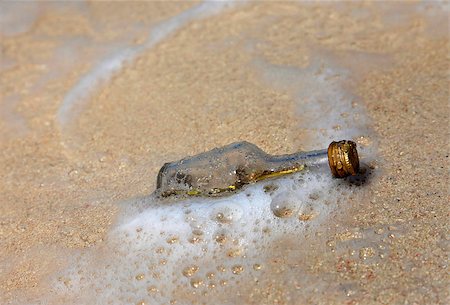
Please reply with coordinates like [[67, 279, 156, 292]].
[[156, 140, 359, 197]]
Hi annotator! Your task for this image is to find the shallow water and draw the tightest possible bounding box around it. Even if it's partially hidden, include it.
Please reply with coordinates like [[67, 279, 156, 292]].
[[1, 2, 448, 305]]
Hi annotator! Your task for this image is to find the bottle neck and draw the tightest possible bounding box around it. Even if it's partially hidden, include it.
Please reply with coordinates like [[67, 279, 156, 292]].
[[265, 149, 329, 173]]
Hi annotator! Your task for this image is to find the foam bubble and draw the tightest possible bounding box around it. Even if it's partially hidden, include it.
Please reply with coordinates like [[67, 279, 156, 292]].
[[270, 193, 297, 218]]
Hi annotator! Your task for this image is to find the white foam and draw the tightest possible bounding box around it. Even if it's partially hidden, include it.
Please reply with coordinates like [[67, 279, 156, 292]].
[[51, 169, 358, 304], [57, 1, 237, 127]]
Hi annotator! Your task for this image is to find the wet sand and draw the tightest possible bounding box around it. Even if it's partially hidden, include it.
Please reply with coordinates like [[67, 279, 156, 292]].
[[0, 2, 448, 304]]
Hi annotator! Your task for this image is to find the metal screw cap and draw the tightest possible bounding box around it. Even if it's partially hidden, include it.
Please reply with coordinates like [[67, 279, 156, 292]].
[[327, 140, 360, 178]]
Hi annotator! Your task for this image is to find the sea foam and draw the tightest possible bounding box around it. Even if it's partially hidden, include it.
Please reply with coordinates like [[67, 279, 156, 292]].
[[52, 167, 365, 305], [50, 47, 376, 305]]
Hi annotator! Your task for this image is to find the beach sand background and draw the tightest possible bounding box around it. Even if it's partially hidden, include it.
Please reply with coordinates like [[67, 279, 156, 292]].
[[0, 1, 448, 304]]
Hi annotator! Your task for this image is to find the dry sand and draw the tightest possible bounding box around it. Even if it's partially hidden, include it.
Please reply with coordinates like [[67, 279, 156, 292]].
[[0, 2, 448, 304]]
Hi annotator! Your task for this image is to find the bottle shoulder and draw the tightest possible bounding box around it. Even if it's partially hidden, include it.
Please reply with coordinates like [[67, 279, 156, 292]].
[[156, 141, 269, 196]]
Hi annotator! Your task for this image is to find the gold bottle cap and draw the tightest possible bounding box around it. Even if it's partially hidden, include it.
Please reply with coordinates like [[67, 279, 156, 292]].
[[327, 140, 360, 178]]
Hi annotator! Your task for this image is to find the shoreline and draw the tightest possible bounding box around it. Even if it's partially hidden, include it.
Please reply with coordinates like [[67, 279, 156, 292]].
[[1, 2, 448, 304]]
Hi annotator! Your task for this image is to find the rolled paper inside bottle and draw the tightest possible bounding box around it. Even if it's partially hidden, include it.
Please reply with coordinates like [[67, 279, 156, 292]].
[[327, 140, 360, 178]]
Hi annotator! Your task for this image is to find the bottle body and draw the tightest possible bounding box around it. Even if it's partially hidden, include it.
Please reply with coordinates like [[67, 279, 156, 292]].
[[155, 141, 355, 197]]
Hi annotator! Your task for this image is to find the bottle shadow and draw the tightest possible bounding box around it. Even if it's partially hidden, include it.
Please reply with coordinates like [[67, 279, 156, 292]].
[[342, 162, 375, 187]]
